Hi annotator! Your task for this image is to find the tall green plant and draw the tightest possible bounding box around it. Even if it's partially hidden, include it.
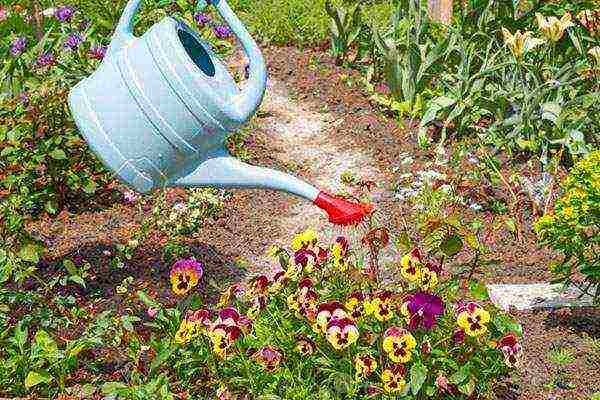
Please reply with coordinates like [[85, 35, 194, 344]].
[[325, 0, 363, 64]]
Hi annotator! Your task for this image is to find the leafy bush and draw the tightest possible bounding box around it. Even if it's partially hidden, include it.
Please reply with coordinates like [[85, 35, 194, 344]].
[[166, 228, 522, 399], [534, 150, 600, 302]]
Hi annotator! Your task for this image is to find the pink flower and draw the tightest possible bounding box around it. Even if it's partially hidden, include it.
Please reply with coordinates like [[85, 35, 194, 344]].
[[147, 308, 158, 318], [123, 190, 139, 203]]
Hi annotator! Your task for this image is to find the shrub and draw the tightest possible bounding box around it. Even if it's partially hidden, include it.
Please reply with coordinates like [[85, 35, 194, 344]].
[[166, 228, 522, 399], [534, 150, 600, 302]]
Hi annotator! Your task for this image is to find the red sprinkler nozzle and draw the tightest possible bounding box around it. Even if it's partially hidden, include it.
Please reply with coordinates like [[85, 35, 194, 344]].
[[313, 191, 374, 226]]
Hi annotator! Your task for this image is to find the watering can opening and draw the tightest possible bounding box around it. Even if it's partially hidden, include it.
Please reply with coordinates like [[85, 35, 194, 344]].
[[176, 27, 216, 78]]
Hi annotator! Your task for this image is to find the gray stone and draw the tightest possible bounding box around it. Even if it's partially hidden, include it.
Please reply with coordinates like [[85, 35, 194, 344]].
[[487, 282, 596, 311]]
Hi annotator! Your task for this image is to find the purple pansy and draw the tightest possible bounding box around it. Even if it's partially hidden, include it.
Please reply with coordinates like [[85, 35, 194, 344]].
[[54, 5, 75, 22], [36, 52, 56, 67], [10, 36, 27, 57], [64, 32, 83, 50], [194, 12, 211, 26], [88, 45, 107, 60], [213, 24, 231, 39], [404, 292, 444, 330]]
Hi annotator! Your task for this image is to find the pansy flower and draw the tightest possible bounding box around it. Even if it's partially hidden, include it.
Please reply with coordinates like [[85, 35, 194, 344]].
[[252, 346, 283, 372], [185, 308, 211, 336], [354, 354, 377, 381], [169, 258, 203, 295], [400, 248, 422, 282], [382, 327, 417, 363], [345, 291, 366, 319], [364, 290, 394, 321], [419, 267, 438, 290], [401, 292, 444, 330], [174, 319, 193, 344], [208, 323, 242, 358], [270, 270, 288, 292], [295, 248, 317, 273], [498, 332, 522, 367], [381, 364, 407, 394], [331, 236, 349, 270], [291, 228, 318, 251], [287, 278, 318, 319], [250, 274, 270, 296], [456, 302, 490, 337], [315, 301, 347, 333], [295, 337, 316, 356], [325, 317, 359, 350]]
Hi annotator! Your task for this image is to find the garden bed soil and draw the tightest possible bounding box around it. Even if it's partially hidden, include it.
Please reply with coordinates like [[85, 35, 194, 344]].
[[28, 46, 599, 399]]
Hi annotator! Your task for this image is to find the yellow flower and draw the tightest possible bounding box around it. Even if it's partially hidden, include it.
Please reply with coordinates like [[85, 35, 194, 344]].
[[291, 229, 317, 251], [331, 243, 347, 270], [174, 320, 193, 344], [400, 254, 421, 282], [536, 12, 575, 42], [419, 267, 438, 290], [502, 28, 545, 60], [364, 292, 394, 322], [589, 46, 600, 66], [382, 327, 417, 363], [325, 318, 359, 350], [457, 302, 490, 337], [381, 365, 407, 393], [354, 354, 377, 380], [561, 206, 575, 219]]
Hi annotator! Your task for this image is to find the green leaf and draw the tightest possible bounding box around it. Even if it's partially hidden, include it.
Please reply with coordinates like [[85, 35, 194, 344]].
[[82, 180, 97, 194], [458, 378, 475, 396], [410, 361, 428, 395], [440, 235, 463, 257], [101, 381, 128, 394], [69, 275, 86, 288], [25, 371, 52, 388], [49, 149, 67, 160], [19, 243, 40, 263], [137, 290, 160, 308], [45, 200, 58, 214], [63, 259, 78, 276], [469, 280, 489, 301], [450, 363, 470, 385]]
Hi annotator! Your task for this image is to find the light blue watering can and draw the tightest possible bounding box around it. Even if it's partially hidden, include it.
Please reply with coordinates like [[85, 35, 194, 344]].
[[68, 0, 372, 225]]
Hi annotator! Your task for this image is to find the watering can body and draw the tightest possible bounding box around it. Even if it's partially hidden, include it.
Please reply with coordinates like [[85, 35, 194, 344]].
[[69, 0, 371, 225], [68, 0, 318, 199]]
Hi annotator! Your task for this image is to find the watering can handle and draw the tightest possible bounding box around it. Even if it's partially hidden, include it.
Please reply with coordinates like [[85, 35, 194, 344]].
[[105, 0, 143, 59]]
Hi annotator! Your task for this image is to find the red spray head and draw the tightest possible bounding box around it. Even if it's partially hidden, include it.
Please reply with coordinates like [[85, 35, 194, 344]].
[[313, 191, 374, 226]]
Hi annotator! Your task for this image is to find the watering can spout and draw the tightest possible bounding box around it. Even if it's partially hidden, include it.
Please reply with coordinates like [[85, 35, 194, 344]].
[[210, 0, 267, 123], [172, 153, 374, 226], [173, 154, 320, 201]]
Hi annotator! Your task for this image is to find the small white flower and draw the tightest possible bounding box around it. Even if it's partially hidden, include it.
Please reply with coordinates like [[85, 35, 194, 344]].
[[42, 7, 56, 16]]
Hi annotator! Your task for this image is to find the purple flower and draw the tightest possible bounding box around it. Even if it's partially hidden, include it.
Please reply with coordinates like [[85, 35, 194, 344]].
[[36, 52, 56, 67], [19, 92, 29, 105], [9, 36, 27, 57], [54, 5, 75, 22], [123, 190, 139, 203], [213, 25, 231, 39], [88, 45, 107, 61], [453, 329, 465, 345], [194, 12, 211, 26], [64, 32, 83, 50], [403, 292, 444, 330]]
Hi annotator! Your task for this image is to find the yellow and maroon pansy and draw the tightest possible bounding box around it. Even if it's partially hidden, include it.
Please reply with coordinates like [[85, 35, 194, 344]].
[[354, 354, 377, 380], [381, 364, 407, 393], [208, 323, 242, 358], [252, 346, 283, 372], [400, 249, 422, 282], [419, 267, 438, 290], [457, 302, 491, 337], [364, 290, 394, 322], [345, 291, 366, 319], [291, 228, 318, 251], [382, 327, 417, 363], [315, 301, 347, 333], [325, 317, 359, 350], [169, 258, 203, 296], [295, 336, 316, 356]]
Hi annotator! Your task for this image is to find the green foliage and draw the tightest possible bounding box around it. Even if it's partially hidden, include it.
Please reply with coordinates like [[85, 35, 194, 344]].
[[534, 150, 600, 302], [166, 228, 521, 399], [325, 0, 363, 64]]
